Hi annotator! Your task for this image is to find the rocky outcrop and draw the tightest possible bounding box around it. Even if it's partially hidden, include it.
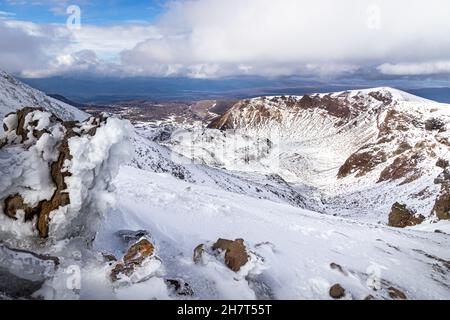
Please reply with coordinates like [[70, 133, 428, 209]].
[[388, 202, 425, 228], [338, 150, 387, 178], [165, 279, 194, 296], [388, 286, 407, 300], [111, 238, 156, 282], [436, 158, 449, 169], [192, 238, 264, 276], [329, 283, 346, 299], [378, 152, 424, 184], [425, 118, 445, 131], [0, 107, 133, 241], [432, 177, 450, 220], [212, 238, 249, 272]]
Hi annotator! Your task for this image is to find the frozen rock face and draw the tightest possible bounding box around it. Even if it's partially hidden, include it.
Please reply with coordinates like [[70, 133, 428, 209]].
[[0, 107, 134, 244], [432, 170, 450, 220], [388, 202, 425, 228]]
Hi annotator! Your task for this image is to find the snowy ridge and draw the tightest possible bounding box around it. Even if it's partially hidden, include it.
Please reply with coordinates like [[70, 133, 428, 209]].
[[0, 71, 87, 121], [168, 88, 450, 221]]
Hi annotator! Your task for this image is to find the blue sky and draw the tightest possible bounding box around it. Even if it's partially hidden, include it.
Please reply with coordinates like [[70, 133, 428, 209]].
[[0, 0, 166, 25]]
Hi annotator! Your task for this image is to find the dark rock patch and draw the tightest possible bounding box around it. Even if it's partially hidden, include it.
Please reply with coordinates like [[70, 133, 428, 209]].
[[388, 286, 407, 300], [329, 283, 346, 299], [388, 202, 424, 228], [212, 238, 249, 272]]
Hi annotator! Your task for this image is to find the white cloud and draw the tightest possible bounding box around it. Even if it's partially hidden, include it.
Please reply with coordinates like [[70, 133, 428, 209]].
[[121, 0, 450, 77], [1, 0, 450, 78], [378, 61, 450, 76]]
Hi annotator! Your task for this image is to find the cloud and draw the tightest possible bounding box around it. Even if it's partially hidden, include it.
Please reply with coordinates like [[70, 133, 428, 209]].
[[0, 19, 158, 77], [0, 10, 16, 18], [120, 0, 450, 78], [0, 20, 59, 74], [1, 0, 450, 78], [378, 61, 450, 76]]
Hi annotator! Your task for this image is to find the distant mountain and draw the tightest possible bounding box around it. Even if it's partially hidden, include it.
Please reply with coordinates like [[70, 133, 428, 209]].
[[47, 93, 86, 110], [169, 87, 450, 222], [19, 75, 450, 103]]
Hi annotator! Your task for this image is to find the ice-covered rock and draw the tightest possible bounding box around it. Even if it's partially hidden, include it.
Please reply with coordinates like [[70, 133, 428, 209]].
[[0, 108, 134, 243]]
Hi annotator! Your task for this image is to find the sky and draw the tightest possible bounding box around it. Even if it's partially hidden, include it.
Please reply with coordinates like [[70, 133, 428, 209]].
[[1, 0, 450, 83]]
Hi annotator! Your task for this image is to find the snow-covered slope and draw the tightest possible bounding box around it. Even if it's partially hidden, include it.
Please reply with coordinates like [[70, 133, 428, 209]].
[[0, 71, 87, 121], [0, 81, 449, 300], [167, 88, 450, 222], [100, 166, 448, 300], [129, 124, 315, 209]]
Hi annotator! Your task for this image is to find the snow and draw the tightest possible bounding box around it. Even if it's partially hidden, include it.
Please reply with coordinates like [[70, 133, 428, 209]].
[[164, 88, 450, 222], [0, 109, 134, 243], [0, 79, 449, 300], [0, 71, 87, 121], [89, 166, 450, 300], [50, 117, 135, 239]]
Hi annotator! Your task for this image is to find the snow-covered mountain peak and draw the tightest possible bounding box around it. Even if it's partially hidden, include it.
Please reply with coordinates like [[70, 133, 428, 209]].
[[171, 87, 450, 222]]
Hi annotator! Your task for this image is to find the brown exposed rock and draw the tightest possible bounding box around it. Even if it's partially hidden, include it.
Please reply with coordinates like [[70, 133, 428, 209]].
[[425, 118, 445, 131], [432, 181, 450, 220], [436, 158, 449, 169], [1, 108, 110, 238], [394, 141, 412, 155], [388, 202, 425, 228], [110, 262, 132, 282], [212, 238, 249, 272], [207, 106, 236, 130], [378, 110, 413, 135], [15, 107, 43, 142], [378, 153, 423, 184], [297, 94, 351, 118], [123, 239, 154, 264], [329, 283, 346, 299], [369, 91, 393, 104], [364, 295, 375, 300], [37, 129, 74, 238], [3, 194, 38, 221], [388, 286, 407, 300], [110, 238, 155, 282], [338, 150, 387, 178]]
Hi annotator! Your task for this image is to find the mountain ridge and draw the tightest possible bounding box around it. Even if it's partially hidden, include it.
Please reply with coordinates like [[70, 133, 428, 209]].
[[0, 70, 87, 121]]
